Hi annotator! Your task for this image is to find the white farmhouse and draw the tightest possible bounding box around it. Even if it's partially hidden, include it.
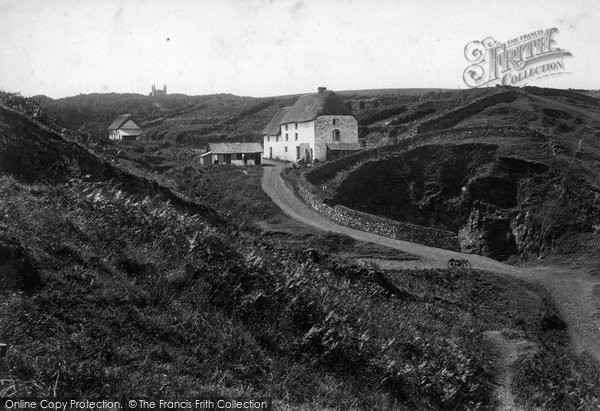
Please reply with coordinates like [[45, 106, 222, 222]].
[[108, 114, 143, 141], [262, 87, 360, 163]]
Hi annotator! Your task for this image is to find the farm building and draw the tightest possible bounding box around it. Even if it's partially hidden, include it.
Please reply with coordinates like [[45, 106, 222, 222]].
[[108, 114, 144, 141], [347, 98, 380, 111], [200, 142, 263, 166], [262, 87, 360, 163]]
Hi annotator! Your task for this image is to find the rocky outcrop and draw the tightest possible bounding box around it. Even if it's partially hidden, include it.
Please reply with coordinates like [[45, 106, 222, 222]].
[[332, 143, 501, 233], [458, 207, 517, 259], [322, 138, 600, 261]]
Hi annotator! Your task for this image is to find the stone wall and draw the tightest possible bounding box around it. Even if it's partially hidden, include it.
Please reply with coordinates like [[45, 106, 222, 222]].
[[297, 183, 460, 251], [417, 90, 518, 133], [523, 86, 600, 105]]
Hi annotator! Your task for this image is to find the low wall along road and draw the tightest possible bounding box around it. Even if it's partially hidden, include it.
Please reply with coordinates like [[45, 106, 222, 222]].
[[297, 185, 460, 251]]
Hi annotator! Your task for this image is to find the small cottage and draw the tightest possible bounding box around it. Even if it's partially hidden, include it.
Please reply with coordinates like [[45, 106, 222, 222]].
[[200, 142, 263, 166], [108, 114, 143, 141]]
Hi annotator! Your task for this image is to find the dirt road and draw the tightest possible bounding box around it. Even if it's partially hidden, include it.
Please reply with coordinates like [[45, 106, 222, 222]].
[[261, 161, 600, 361]]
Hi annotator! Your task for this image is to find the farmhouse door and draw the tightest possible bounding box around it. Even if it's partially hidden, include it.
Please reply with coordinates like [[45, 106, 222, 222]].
[[269, 147, 272, 159], [298, 143, 310, 163]]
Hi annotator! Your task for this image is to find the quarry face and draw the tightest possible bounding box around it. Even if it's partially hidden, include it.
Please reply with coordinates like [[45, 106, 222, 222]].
[[331, 137, 599, 261]]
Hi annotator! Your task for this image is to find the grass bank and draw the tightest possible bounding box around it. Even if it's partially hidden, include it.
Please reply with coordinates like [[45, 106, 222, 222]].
[[1, 166, 598, 409]]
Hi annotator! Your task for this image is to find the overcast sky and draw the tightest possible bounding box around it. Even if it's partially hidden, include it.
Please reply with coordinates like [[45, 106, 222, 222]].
[[1, 0, 598, 98]]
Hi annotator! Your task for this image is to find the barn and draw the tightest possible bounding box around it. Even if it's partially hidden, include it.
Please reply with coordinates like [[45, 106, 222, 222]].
[[200, 142, 263, 166]]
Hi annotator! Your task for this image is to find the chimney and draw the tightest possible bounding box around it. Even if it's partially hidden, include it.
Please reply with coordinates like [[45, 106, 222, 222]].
[[318, 87, 327, 93]]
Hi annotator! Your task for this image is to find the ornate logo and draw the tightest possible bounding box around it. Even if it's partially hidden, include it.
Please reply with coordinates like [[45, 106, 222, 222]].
[[463, 28, 572, 88]]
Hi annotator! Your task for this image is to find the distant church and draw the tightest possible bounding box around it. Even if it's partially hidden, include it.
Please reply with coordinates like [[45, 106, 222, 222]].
[[149, 84, 167, 97]]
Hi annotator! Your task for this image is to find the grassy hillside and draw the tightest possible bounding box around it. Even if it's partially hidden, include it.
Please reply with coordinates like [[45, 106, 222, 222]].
[[2, 94, 598, 408], [32, 88, 501, 147], [2, 167, 597, 409], [33, 93, 294, 145]]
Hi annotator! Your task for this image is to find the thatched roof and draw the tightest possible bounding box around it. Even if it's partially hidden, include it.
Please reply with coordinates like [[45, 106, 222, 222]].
[[280, 90, 353, 124], [262, 107, 289, 135], [207, 142, 263, 154]]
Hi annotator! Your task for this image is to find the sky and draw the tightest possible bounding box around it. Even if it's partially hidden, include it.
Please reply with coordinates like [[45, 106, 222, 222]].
[[0, 0, 598, 98]]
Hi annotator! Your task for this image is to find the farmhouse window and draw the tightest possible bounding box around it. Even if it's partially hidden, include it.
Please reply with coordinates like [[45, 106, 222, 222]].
[[276, 136, 279, 142], [295, 123, 298, 129], [285, 146, 288, 152], [333, 129, 341, 141], [286, 134, 289, 141], [285, 124, 288, 131], [295, 133, 298, 141], [333, 118, 339, 125]]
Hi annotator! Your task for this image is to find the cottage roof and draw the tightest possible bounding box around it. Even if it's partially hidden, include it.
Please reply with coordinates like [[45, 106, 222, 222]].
[[280, 90, 353, 124], [262, 107, 290, 135], [208, 142, 263, 154], [108, 114, 141, 130], [326, 143, 362, 151]]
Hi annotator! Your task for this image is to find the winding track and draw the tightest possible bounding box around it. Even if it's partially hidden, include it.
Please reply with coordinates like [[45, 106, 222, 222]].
[[261, 160, 600, 361]]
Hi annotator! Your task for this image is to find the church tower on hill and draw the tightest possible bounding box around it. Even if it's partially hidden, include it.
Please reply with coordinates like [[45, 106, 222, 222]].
[[149, 84, 167, 97]]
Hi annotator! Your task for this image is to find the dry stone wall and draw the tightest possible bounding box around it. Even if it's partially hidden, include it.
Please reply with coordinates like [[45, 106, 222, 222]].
[[417, 90, 518, 133], [297, 184, 460, 251], [523, 86, 600, 105]]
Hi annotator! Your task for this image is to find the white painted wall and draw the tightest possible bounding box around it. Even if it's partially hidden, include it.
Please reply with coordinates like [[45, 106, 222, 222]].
[[263, 115, 358, 162], [109, 120, 142, 140], [109, 129, 141, 140], [263, 120, 315, 162]]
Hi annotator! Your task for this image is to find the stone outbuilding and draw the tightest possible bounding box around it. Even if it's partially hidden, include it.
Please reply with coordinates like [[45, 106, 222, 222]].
[[200, 142, 263, 166]]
